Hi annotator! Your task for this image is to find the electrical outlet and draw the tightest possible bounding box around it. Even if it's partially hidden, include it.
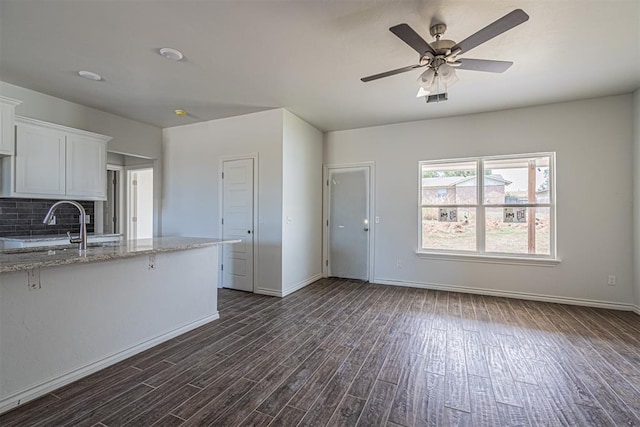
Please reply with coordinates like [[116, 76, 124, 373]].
[[396, 259, 402, 268], [607, 275, 616, 286], [148, 254, 156, 270], [375, 216, 380, 223], [84, 215, 91, 224]]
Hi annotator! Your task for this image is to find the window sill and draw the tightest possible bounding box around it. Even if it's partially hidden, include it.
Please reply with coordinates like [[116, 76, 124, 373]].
[[415, 251, 561, 267]]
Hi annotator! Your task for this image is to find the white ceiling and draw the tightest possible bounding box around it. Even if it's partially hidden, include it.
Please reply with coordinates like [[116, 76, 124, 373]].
[[1, 0, 639, 132]]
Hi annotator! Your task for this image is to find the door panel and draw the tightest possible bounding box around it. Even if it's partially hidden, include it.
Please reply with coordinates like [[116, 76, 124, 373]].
[[222, 159, 254, 292], [328, 167, 369, 280], [15, 125, 66, 195], [66, 134, 107, 199]]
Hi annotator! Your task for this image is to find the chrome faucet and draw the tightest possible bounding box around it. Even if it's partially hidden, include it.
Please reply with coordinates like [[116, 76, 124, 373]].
[[43, 201, 87, 251]]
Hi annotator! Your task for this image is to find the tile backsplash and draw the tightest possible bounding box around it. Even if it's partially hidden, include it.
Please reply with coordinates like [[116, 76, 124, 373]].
[[0, 198, 95, 237]]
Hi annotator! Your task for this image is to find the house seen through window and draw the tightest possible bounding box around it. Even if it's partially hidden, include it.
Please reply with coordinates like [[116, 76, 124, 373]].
[[420, 153, 555, 258]]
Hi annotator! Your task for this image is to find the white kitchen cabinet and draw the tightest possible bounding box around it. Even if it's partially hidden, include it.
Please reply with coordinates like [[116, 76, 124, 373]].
[[66, 133, 107, 198], [1, 116, 111, 200], [14, 122, 66, 195], [0, 96, 22, 156]]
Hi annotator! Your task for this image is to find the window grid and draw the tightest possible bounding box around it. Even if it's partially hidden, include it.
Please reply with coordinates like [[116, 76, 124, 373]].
[[419, 153, 555, 259]]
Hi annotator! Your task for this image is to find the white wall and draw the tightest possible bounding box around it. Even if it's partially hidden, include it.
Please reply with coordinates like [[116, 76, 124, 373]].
[[325, 95, 635, 308], [162, 109, 284, 295], [107, 152, 125, 165], [633, 89, 640, 310], [282, 110, 323, 295]]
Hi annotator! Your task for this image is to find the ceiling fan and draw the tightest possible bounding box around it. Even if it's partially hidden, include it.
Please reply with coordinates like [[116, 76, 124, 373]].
[[361, 9, 529, 101]]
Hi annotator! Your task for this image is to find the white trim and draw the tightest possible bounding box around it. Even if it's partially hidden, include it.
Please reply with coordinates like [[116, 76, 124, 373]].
[[415, 251, 561, 266], [323, 161, 376, 283], [0, 96, 22, 107], [219, 153, 259, 293], [0, 313, 219, 415], [254, 287, 282, 297], [124, 162, 155, 171], [633, 305, 640, 316], [15, 115, 112, 142], [374, 278, 635, 311], [282, 274, 322, 297]]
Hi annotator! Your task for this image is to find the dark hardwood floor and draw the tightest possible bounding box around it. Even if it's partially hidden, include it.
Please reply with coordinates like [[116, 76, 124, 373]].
[[2, 278, 640, 426]]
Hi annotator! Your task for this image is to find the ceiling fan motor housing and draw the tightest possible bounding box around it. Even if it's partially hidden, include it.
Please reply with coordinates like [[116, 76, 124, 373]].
[[431, 39, 456, 54], [429, 23, 447, 38]]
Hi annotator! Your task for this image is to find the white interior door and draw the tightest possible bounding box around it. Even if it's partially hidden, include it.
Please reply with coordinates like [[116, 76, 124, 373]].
[[127, 168, 153, 240], [328, 167, 370, 281], [222, 158, 255, 292]]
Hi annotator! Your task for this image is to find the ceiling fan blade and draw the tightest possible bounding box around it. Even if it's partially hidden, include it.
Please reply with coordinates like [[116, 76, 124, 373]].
[[456, 58, 513, 73], [389, 23, 437, 56], [361, 64, 423, 82], [453, 9, 529, 54]]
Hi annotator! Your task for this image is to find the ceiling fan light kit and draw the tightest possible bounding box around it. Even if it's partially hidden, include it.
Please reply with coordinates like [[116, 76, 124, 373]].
[[361, 9, 530, 103]]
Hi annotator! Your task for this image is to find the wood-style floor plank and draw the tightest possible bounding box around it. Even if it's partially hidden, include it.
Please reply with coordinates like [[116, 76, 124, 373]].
[[356, 380, 397, 426], [328, 394, 367, 426], [468, 374, 501, 427], [269, 405, 306, 426], [1, 278, 639, 427]]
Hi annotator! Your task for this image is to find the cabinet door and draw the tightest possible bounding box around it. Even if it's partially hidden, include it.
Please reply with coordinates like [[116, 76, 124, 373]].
[[0, 102, 16, 155], [15, 124, 66, 195], [66, 134, 107, 199]]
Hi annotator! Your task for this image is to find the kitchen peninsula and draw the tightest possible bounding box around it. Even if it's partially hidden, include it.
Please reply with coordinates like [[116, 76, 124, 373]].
[[0, 236, 239, 413]]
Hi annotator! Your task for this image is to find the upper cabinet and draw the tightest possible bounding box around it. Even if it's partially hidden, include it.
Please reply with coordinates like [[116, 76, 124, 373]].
[[0, 96, 22, 156], [14, 122, 66, 195], [1, 116, 112, 201], [66, 133, 108, 199]]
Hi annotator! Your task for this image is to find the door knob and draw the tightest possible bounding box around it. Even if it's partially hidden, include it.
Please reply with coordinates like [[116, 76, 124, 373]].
[[247, 230, 252, 234], [364, 228, 369, 232]]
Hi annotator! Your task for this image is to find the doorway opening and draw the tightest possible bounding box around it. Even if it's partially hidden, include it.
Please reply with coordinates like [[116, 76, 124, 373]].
[[127, 167, 154, 240], [103, 167, 123, 235]]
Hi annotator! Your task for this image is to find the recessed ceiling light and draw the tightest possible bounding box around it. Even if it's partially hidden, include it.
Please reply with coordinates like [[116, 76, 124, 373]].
[[159, 47, 184, 61], [78, 70, 102, 81], [174, 109, 187, 117]]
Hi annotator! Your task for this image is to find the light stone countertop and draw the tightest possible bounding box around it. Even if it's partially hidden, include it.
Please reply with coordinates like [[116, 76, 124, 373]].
[[0, 237, 240, 273]]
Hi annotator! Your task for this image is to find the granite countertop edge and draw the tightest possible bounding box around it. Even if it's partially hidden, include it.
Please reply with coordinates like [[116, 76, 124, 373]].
[[0, 233, 122, 242], [0, 237, 240, 273]]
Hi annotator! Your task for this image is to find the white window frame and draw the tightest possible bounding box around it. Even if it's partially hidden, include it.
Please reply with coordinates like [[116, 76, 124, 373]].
[[417, 152, 558, 266]]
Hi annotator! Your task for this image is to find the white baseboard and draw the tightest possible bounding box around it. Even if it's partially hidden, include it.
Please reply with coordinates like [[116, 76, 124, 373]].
[[255, 274, 323, 298], [374, 278, 637, 312], [282, 274, 323, 297], [255, 287, 282, 297], [633, 305, 640, 316], [0, 313, 219, 415]]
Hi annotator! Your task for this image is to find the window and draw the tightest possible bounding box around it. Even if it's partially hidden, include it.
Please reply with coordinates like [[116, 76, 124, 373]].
[[419, 153, 555, 259]]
